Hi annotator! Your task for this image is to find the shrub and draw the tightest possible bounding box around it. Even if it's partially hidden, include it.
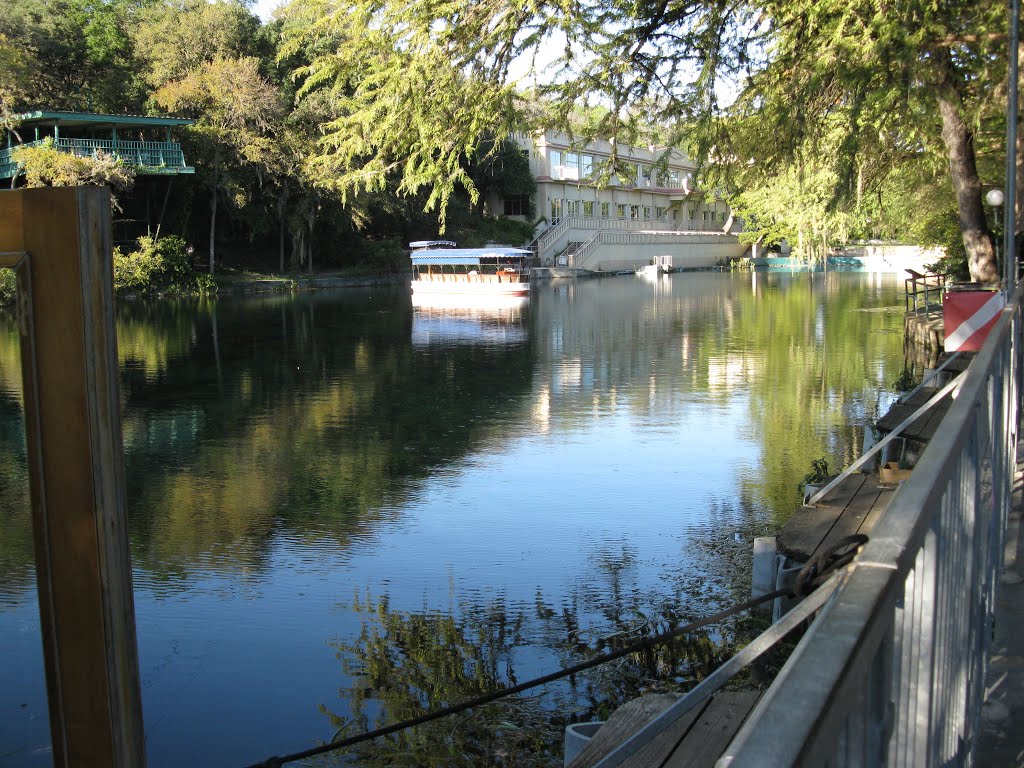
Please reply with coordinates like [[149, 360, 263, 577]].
[[113, 236, 216, 295], [355, 238, 408, 274]]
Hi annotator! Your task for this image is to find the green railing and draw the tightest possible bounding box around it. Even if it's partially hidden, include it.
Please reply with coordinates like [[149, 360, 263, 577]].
[[0, 138, 194, 179]]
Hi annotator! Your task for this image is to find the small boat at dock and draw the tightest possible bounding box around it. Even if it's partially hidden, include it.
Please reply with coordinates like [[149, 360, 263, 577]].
[[410, 240, 531, 296], [635, 263, 664, 279]]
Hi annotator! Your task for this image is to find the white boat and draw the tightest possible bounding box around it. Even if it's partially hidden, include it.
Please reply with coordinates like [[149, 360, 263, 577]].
[[410, 240, 531, 296], [636, 263, 663, 279]]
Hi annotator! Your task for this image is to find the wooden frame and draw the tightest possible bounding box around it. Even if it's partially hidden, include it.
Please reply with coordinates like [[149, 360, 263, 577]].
[[0, 187, 145, 767]]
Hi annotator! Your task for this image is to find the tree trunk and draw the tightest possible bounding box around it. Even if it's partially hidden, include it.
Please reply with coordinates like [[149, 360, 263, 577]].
[[935, 53, 998, 283], [154, 179, 172, 243], [306, 211, 315, 274], [277, 187, 287, 273], [209, 165, 218, 275]]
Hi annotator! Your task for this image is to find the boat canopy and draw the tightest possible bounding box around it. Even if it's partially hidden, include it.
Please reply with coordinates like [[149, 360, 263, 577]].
[[409, 240, 457, 250], [411, 247, 531, 266]]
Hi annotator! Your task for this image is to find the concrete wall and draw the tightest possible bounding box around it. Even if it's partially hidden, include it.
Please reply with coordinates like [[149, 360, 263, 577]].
[[576, 236, 748, 272]]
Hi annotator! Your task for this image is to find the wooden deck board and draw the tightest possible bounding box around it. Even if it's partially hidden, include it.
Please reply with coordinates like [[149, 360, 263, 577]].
[[566, 694, 703, 768], [662, 692, 763, 768], [876, 386, 954, 442], [778, 473, 900, 563], [566, 692, 764, 768], [810, 476, 891, 561], [778, 474, 868, 561]]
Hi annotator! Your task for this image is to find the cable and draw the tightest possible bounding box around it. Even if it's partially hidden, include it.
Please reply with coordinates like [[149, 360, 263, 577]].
[[244, 536, 865, 768]]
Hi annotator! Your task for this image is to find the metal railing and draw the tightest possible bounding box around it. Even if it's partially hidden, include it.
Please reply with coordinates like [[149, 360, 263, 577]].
[[905, 270, 948, 315], [719, 281, 1022, 767]]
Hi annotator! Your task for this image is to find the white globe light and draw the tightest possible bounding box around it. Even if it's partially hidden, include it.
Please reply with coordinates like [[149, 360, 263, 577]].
[[986, 188, 1005, 207]]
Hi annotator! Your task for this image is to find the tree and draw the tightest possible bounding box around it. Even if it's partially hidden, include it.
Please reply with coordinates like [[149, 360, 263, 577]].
[[280, 0, 1012, 280], [154, 55, 286, 273], [131, 0, 265, 90], [713, 0, 1008, 282], [0, 0, 145, 112]]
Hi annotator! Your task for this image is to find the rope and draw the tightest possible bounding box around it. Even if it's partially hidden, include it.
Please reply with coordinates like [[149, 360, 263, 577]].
[[243, 536, 865, 768]]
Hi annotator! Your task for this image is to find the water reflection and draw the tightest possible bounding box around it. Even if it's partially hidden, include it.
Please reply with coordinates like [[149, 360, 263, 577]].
[[411, 293, 529, 347], [0, 272, 906, 766], [324, 544, 739, 768]]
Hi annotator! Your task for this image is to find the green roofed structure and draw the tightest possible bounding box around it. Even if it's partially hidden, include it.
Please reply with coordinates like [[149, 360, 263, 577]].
[[1, 111, 195, 181]]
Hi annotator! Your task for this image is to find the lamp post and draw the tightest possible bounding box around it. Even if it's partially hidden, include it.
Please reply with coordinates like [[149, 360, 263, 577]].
[[986, 188, 1004, 283]]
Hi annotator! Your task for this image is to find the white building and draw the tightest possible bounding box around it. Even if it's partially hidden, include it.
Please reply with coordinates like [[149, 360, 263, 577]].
[[485, 131, 745, 272]]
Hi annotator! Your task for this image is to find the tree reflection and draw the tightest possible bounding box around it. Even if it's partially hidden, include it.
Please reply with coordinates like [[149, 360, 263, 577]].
[[318, 541, 755, 768]]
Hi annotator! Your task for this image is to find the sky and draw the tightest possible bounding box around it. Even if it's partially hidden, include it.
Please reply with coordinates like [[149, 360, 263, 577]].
[[253, 0, 283, 21]]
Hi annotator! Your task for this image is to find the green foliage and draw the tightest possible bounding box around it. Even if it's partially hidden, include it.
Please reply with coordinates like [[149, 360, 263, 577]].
[[892, 367, 917, 393], [447, 216, 536, 249], [11, 138, 135, 191], [0, 0, 146, 113], [353, 238, 407, 274], [471, 139, 538, 220], [132, 0, 263, 91], [798, 457, 831, 491], [0, 269, 14, 308], [113, 236, 217, 295]]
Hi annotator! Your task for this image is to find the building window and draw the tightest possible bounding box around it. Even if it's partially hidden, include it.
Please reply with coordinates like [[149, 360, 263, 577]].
[[583, 201, 594, 217], [582, 154, 594, 178], [551, 198, 563, 223], [503, 195, 531, 216], [617, 204, 628, 218], [601, 202, 610, 218], [550, 149, 562, 172], [566, 199, 579, 216], [656, 206, 667, 220], [630, 205, 640, 219], [643, 206, 652, 220]]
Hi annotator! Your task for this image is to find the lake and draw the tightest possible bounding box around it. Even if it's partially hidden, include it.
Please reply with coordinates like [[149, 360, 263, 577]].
[[0, 269, 906, 767]]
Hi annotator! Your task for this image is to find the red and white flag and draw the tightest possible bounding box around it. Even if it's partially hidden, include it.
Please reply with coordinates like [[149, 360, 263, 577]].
[[943, 290, 1007, 352]]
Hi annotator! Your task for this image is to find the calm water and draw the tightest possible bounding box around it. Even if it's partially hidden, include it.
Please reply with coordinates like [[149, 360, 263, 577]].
[[0, 270, 906, 767]]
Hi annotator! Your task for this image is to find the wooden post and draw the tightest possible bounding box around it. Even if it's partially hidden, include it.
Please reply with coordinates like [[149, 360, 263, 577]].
[[0, 187, 146, 767]]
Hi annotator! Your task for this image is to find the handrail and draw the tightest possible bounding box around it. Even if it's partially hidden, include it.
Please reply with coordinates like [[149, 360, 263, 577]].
[[805, 373, 963, 506], [587, 574, 843, 768], [570, 228, 741, 271], [904, 270, 947, 314], [721, 282, 1022, 766]]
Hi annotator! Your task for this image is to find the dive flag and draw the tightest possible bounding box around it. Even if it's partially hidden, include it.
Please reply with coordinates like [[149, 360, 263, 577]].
[[943, 290, 1007, 352]]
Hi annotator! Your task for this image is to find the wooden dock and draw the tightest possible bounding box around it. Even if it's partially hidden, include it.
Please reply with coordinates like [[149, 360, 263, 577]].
[[777, 473, 897, 562], [875, 386, 953, 444]]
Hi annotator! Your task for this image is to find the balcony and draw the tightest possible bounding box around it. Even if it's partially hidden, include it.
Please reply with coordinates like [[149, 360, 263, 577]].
[[0, 138, 195, 180]]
